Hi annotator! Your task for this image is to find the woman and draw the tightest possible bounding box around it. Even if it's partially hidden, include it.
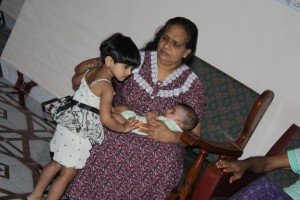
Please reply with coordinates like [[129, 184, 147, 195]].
[[66, 16, 205, 199]]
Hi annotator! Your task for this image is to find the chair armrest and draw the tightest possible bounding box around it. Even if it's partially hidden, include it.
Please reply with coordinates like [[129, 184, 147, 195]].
[[181, 132, 243, 157]]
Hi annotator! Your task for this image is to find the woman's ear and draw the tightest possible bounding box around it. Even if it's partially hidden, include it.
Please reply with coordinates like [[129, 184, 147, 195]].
[[104, 56, 114, 66], [183, 49, 192, 59]]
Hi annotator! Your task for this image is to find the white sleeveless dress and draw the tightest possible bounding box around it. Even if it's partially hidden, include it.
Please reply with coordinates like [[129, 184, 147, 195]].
[[50, 70, 110, 169]]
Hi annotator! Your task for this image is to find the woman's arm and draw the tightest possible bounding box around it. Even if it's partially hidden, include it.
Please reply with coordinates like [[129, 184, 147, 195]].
[[74, 57, 99, 74], [72, 58, 100, 90]]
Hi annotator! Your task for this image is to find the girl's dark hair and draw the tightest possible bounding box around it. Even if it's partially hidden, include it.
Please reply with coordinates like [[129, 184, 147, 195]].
[[142, 17, 198, 65], [100, 33, 141, 68]]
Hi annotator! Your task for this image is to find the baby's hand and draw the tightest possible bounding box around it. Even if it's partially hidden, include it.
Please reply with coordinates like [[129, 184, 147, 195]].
[[123, 117, 139, 133]]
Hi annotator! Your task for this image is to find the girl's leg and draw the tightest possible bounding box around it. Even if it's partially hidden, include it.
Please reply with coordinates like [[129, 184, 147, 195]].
[[46, 166, 77, 200], [27, 161, 62, 200]]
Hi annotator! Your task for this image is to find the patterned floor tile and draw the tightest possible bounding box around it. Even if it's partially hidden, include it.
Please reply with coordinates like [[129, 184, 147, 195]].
[[0, 26, 68, 199]]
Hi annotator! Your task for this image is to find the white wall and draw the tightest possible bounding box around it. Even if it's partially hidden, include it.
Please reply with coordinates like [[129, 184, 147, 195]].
[[1, 0, 299, 157]]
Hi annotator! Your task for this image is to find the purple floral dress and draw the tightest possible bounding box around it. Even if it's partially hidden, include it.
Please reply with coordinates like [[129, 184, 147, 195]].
[[66, 51, 205, 200]]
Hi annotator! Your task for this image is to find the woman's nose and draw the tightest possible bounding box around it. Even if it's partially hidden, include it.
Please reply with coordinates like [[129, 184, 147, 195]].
[[164, 41, 171, 49]]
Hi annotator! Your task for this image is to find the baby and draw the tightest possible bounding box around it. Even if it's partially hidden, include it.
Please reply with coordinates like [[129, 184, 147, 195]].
[[112, 103, 199, 135]]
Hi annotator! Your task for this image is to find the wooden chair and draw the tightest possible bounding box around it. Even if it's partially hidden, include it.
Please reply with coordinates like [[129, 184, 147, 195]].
[[168, 89, 274, 200]]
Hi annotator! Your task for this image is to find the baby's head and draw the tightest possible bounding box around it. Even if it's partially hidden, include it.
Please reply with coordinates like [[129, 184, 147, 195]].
[[165, 103, 198, 132]]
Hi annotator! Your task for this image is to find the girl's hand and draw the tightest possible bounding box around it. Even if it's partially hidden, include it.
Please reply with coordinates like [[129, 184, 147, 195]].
[[141, 117, 179, 144], [123, 117, 139, 133], [215, 160, 247, 183]]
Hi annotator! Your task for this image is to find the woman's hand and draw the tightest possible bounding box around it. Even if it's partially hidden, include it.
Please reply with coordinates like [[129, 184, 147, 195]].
[[141, 117, 180, 144]]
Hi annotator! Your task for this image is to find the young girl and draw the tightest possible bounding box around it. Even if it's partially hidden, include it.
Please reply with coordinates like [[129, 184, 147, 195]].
[[27, 33, 141, 200]]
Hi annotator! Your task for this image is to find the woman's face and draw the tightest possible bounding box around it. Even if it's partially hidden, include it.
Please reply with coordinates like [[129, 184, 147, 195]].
[[157, 25, 191, 68]]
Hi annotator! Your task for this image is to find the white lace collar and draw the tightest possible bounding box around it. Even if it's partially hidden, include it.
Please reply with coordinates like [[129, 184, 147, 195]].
[[133, 51, 197, 97]]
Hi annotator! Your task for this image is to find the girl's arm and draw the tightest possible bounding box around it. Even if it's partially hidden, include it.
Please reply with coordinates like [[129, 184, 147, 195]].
[[98, 82, 138, 133]]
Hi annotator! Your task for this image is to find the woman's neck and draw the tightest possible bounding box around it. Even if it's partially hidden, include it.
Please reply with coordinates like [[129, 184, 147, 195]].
[[157, 62, 182, 82], [157, 67, 174, 82]]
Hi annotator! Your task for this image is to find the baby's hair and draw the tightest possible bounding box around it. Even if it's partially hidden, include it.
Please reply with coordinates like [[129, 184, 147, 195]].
[[99, 33, 141, 68], [177, 103, 198, 131]]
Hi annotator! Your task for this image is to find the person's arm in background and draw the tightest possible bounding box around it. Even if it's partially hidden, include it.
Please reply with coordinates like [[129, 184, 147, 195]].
[[216, 152, 291, 183]]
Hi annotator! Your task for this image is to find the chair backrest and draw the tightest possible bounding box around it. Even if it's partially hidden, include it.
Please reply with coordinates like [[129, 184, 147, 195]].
[[190, 56, 259, 144], [168, 56, 274, 200], [235, 90, 274, 149]]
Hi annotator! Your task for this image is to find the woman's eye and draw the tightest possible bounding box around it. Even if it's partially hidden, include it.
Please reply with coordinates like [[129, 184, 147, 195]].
[[162, 35, 168, 41], [173, 42, 180, 48]]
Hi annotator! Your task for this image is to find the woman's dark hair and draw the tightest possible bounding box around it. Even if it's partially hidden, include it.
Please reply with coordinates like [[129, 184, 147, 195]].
[[100, 33, 141, 68], [142, 17, 198, 65]]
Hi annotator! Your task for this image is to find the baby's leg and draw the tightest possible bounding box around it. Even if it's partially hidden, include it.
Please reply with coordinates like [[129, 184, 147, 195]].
[[46, 166, 77, 200], [27, 161, 62, 200]]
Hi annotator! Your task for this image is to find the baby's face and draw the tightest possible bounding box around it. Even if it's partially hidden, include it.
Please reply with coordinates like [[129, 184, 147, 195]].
[[165, 105, 185, 126]]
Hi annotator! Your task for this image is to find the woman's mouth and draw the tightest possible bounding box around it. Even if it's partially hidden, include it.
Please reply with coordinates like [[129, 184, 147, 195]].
[[160, 49, 169, 58]]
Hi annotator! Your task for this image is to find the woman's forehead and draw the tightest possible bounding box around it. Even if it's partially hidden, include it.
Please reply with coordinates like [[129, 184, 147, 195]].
[[164, 25, 188, 43]]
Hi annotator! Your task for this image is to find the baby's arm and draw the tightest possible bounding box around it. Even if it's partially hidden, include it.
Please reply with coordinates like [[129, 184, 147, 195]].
[[112, 112, 127, 124], [112, 105, 129, 113], [111, 105, 130, 124]]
